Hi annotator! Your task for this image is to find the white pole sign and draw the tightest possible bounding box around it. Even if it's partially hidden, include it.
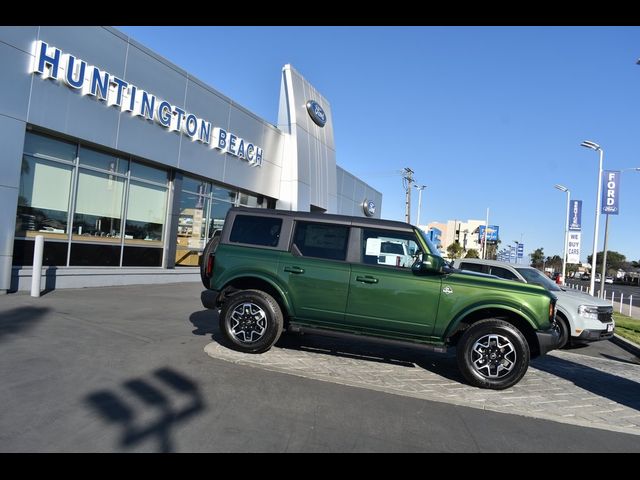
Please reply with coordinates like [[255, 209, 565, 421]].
[[567, 232, 581, 264]]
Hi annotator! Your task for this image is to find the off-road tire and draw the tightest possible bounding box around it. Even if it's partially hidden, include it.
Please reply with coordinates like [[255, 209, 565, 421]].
[[456, 319, 530, 390], [219, 289, 284, 353], [555, 314, 570, 349]]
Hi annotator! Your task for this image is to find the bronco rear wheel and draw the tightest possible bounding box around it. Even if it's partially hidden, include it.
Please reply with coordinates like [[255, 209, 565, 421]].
[[456, 319, 530, 390], [219, 289, 283, 353]]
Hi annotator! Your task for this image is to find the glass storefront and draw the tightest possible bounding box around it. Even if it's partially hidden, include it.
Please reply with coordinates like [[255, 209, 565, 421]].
[[14, 131, 169, 267], [13, 130, 273, 269]]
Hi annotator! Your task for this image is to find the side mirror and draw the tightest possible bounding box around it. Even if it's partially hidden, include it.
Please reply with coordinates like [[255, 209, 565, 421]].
[[412, 253, 446, 275]]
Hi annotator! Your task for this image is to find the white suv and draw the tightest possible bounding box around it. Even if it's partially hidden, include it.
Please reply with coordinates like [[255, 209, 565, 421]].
[[377, 240, 414, 268], [453, 259, 615, 349]]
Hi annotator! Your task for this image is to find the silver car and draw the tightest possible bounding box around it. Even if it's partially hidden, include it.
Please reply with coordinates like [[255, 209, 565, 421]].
[[453, 259, 615, 348]]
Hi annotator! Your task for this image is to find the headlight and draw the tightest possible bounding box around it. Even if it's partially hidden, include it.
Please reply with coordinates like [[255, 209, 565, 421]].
[[578, 305, 599, 320]]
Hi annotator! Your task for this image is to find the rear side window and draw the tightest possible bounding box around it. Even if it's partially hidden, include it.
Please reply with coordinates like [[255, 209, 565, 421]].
[[229, 215, 282, 247], [490, 266, 519, 281], [292, 221, 349, 261], [459, 262, 486, 273]]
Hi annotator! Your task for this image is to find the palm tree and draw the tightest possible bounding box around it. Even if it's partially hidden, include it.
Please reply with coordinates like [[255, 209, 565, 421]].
[[530, 248, 544, 270]]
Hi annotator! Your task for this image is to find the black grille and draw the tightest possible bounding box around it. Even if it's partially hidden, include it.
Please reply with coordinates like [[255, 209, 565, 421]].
[[597, 306, 613, 323]]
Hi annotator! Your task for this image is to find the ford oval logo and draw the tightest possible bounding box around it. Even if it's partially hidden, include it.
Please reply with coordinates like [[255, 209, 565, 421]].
[[306, 100, 327, 127], [362, 199, 376, 217]]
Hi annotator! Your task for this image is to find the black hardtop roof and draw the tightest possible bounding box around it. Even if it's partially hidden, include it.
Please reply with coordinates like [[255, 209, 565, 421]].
[[230, 206, 413, 230]]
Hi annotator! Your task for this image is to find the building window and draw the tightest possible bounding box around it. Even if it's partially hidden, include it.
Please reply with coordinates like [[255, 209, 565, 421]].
[[69, 242, 121, 267], [175, 178, 236, 267], [14, 131, 169, 268], [209, 200, 233, 238], [15, 132, 76, 267], [125, 180, 167, 245], [122, 168, 168, 267], [12, 239, 69, 267], [239, 192, 259, 207], [72, 169, 125, 240], [15, 155, 73, 242], [176, 180, 209, 267], [79, 146, 129, 174], [13, 130, 265, 270], [24, 130, 77, 162]]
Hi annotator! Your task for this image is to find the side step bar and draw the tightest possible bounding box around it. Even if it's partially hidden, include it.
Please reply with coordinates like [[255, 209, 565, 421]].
[[287, 323, 448, 354]]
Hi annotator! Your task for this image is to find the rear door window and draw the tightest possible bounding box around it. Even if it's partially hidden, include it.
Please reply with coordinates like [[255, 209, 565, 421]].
[[360, 228, 421, 269], [229, 215, 282, 247], [489, 266, 519, 281], [292, 221, 349, 261], [459, 262, 487, 273]]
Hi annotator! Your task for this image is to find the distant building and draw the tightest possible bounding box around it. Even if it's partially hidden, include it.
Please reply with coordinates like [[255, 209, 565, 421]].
[[427, 227, 442, 250], [425, 219, 487, 255]]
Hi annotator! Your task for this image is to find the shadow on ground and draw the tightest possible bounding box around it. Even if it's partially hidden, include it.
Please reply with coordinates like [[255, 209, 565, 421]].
[[532, 354, 640, 412], [0, 306, 50, 343], [189, 309, 464, 383], [85, 367, 205, 452]]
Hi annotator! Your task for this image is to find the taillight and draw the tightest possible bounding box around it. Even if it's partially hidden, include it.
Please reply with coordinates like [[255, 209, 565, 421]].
[[206, 255, 214, 277]]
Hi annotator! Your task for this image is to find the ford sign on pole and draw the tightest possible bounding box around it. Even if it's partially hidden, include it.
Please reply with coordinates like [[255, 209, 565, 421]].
[[568, 200, 582, 231], [601, 170, 620, 215]]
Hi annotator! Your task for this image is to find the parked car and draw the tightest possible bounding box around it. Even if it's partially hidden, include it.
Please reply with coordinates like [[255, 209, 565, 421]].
[[453, 258, 614, 349], [200, 207, 559, 390], [377, 239, 415, 268], [605, 276, 614, 284]]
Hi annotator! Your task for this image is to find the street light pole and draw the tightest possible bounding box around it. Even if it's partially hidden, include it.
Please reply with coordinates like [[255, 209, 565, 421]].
[[599, 214, 609, 299], [581, 141, 604, 297], [482, 207, 490, 259], [554, 184, 570, 286], [414, 184, 427, 227]]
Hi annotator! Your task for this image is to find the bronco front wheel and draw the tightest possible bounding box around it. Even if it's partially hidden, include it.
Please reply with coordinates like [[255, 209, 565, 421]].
[[456, 319, 530, 390]]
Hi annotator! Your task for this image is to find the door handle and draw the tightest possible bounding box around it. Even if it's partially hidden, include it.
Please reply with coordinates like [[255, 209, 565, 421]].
[[356, 275, 379, 284], [284, 266, 305, 274]]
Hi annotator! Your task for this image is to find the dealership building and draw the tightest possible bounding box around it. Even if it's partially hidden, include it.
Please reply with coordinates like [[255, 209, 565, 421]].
[[0, 26, 382, 293]]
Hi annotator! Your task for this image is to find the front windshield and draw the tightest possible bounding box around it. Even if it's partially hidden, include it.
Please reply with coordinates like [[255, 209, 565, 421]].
[[417, 228, 442, 258], [515, 267, 561, 291]]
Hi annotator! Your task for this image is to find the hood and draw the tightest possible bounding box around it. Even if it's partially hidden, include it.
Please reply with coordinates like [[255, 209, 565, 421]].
[[449, 269, 555, 299], [556, 288, 612, 307]]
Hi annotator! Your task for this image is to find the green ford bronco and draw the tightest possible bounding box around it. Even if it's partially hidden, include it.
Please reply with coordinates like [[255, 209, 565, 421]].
[[201, 207, 559, 389]]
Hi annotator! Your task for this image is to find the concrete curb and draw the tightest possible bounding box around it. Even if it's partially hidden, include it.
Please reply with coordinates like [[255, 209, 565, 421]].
[[611, 333, 640, 358]]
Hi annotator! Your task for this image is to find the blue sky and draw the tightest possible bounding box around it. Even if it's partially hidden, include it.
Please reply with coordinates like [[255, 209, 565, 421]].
[[118, 26, 640, 263]]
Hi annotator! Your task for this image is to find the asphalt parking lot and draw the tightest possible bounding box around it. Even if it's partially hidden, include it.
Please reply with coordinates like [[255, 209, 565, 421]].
[[1, 282, 640, 452]]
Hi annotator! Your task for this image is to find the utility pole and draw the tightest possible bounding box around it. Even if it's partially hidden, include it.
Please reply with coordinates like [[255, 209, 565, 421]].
[[402, 167, 414, 223]]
